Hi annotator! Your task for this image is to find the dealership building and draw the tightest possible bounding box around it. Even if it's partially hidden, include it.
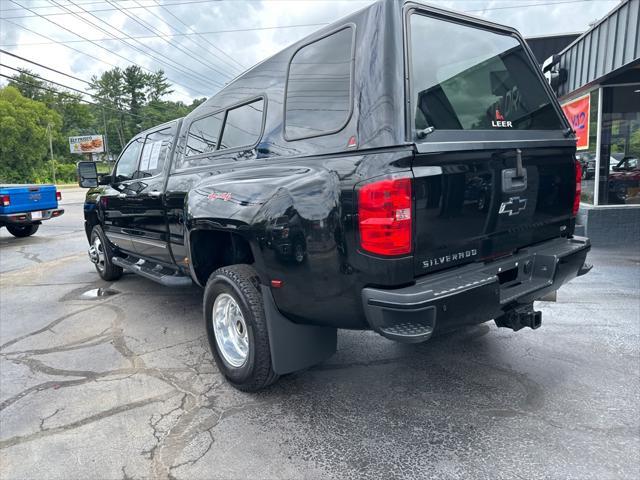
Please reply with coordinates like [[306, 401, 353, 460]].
[[533, 0, 639, 246]]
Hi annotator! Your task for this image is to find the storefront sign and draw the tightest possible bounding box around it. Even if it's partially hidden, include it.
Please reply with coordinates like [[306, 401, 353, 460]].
[[561, 94, 590, 150], [69, 135, 104, 154]]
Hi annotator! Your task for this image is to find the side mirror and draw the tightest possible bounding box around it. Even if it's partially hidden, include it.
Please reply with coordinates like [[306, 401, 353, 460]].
[[77, 161, 98, 188], [97, 173, 112, 185]]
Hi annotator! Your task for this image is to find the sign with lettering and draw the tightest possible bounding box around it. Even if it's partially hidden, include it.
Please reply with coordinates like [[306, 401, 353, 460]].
[[69, 135, 104, 154], [561, 94, 590, 151]]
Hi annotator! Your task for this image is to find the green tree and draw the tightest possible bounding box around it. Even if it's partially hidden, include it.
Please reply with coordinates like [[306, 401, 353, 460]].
[[0, 86, 62, 183], [122, 65, 147, 129], [7, 70, 47, 101], [9, 69, 99, 164], [629, 128, 640, 158], [1, 66, 204, 183], [90, 68, 127, 151], [146, 70, 173, 102]]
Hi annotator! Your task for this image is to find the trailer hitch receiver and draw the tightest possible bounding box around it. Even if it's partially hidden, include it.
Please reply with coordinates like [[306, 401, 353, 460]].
[[495, 304, 542, 331]]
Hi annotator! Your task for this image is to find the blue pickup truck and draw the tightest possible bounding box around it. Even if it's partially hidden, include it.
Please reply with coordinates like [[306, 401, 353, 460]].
[[0, 184, 64, 237]]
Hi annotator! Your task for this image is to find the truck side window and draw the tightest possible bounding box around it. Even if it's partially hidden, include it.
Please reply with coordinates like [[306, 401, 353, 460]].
[[138, 126, 175, 178], [185, 112, 224, 157], [114, 137, 144, 182], [218, 99, 264, 150], [284, 26, 354, 140]]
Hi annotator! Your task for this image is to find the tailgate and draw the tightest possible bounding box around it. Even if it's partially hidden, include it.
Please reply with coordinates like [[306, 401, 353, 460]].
[[412, 146, 576, 276], [0, 185, 58, 214]]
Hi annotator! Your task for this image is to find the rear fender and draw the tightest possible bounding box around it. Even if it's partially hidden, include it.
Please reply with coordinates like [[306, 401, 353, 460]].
[[184, 165, 342, 290]]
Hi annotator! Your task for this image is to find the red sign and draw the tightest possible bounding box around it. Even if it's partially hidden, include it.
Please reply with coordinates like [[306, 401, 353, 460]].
[[561, 94, 590, 151]]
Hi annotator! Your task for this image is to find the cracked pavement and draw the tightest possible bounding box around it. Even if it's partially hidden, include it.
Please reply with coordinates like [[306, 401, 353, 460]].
[[0, 189, 639, 479]]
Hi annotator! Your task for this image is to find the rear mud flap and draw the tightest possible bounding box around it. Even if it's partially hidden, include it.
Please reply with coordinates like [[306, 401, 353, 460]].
[[261, 286, 337, 375]]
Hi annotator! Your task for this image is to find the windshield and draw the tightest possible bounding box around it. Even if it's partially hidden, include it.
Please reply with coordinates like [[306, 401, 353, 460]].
[[409, 14, 564, 136]]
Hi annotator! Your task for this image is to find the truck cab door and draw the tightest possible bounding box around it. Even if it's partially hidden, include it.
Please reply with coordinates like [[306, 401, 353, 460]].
[[126, 124, 176, 264], [101, 136, 145, 254]]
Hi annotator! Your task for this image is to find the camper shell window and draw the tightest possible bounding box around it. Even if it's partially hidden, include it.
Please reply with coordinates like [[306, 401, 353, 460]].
[[284, 26, 355, 140], [408, 13, 564, 137]]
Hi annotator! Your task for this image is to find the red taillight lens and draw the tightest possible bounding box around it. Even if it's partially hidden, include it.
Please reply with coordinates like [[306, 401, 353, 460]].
[[573, 161, 582, 216], [358, 177, 412, 256], [56, 191, 62, 201], [0, 195, 9, 207]]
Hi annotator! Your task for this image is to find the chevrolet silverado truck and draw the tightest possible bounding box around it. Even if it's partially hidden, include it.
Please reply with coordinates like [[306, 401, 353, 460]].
[[77, 0, 591, 391], [0, 184, 64, 237]]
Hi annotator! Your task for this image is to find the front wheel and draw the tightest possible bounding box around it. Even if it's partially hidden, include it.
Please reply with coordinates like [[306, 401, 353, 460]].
[[204, 264, 279, 392], [89, 225, 123, 281], [6, 223, 39, 237]]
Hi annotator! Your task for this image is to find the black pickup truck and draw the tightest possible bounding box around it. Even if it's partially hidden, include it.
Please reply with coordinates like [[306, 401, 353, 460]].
[[78, 0, 591, 391]]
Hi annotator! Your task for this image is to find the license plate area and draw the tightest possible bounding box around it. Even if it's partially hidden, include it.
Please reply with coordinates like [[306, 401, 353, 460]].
[[31, 211, 42, 220], [488, 255, 556, 305], [497, 265, 519, 284]]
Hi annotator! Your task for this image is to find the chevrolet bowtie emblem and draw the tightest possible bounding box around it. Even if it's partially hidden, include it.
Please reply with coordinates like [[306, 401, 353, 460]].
[[499, 196, 527, 216]]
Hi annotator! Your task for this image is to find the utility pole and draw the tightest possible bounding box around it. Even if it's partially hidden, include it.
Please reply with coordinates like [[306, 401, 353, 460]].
[[46, 123, 56, 184], [102, 107, 110, 163]]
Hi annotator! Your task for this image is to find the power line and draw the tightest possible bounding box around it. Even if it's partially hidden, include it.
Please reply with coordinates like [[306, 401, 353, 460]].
[[465, 0, 595, 13], [0, 72, 146, 120], [0, 63, 94, 99], [151, 0, 246, 72], [0, 63, 150, 121], [0, 22, 331, 48], [1, 17, 123, 73], [103, 0, 237, 80], [133, 0, 245, 74], [0, 0, 358, 17], [1, 19, 215, 101], [0, 0, 610, 20], [0, 49, 91, 86], [6, 1, 214, 97], [45, 0, 221, 90]]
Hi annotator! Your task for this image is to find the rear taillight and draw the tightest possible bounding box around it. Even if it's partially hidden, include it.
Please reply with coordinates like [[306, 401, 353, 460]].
[[0, 195, 9, 207], [56, 191, 62, 201], [573, 161, 582, 216], [358, 177, 412, 256]]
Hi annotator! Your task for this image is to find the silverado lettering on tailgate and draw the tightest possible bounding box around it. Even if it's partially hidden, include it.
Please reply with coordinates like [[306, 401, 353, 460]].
[[422, 249, 478, 269]]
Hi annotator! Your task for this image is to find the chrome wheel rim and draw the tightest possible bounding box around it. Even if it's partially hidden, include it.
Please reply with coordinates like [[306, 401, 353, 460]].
[[92, 236, 106, 272], [212, 293, 249, 368]]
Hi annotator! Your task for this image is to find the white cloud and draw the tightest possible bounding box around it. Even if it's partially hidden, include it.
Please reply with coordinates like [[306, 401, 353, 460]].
[[0, 0, 622, 102]]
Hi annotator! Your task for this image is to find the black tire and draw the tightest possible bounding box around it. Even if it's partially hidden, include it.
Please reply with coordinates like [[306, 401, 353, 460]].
[[204, 264, 279, 392], [6, 223, 39, 237], [89, 225, 123, 281]]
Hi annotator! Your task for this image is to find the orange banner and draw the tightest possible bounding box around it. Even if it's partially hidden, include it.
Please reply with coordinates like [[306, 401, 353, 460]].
[[561, 94, 590, 151]]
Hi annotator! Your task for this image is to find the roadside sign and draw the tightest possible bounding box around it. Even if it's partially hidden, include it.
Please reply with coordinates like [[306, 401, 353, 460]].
[[69, 135, 104, 154], [561, 94, 590, 151]]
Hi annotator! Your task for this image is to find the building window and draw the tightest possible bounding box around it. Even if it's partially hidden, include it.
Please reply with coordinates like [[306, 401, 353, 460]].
[[284, 27, 354, 140], [570, 89, 599, 205], [219, 99, 264, 150], [599, 84, 640, 205]]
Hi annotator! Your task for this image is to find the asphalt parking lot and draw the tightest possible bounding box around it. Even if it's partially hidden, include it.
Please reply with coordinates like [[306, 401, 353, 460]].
[[0, 188, 638, 480]]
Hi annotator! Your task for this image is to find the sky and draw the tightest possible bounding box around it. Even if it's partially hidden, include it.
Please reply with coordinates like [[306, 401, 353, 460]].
[[0, 0, 624, 103]]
